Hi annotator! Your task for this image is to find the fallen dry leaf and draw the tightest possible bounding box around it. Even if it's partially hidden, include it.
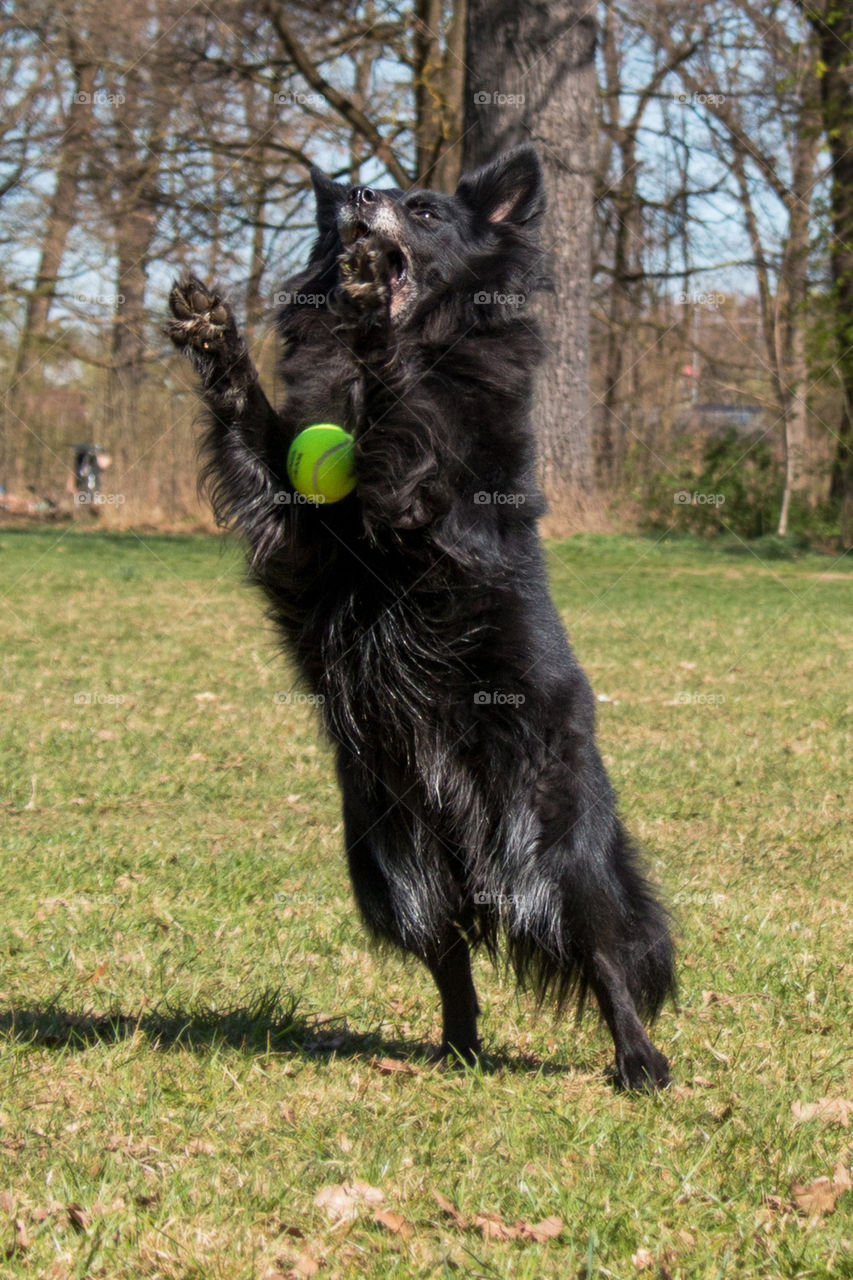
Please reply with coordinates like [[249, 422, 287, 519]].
[[288, 1252, 319, 1278], [520, 1216, 563, 1242], [0, 1191, 15, 1215], [374, 1209, 413, 1240], [314, 1182, 384, 1223], [791, 1098, 852, 1129], [434, 1191, 467, 1228], [185, 1139, 216, 1156], [473, 1211, 518, 1241], [30, 1201, 64, 1222], [787, 1144, 852, 1220], [701, 991, 737, 1007], [371, 1057, 420, 1076], [632, 1247, 655, 1269], [791, 1176, 839, 1218], [433, 1195, 562, 1244], [833, 1157, 852, 1192], [11, 1218, 30, 1253]]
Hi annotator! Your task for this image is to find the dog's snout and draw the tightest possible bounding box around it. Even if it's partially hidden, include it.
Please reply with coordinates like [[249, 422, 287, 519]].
[[349, 186, 377, 207]]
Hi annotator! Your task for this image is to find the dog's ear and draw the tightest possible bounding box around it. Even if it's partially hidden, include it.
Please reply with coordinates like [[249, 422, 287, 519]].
[[456, 144, 544, 227], [309, 166, 348, 233]]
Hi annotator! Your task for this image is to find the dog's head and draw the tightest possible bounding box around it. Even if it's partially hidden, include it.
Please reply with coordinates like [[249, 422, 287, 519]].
[[308, 145, 545, 326]]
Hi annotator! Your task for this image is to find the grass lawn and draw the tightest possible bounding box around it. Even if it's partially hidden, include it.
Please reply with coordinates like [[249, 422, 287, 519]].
[[1, 526, 851, 1279]]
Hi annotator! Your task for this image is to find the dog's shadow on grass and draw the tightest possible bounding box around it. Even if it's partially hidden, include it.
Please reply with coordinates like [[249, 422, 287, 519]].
[[0, 992, 581, 1077]]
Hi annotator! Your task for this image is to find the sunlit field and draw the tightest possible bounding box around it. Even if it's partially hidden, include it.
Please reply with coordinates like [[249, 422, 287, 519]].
[[1, 528, 850, 1279]]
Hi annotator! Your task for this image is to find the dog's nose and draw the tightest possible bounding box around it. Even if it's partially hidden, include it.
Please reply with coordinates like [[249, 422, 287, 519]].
[[348, 187, 377, 207]]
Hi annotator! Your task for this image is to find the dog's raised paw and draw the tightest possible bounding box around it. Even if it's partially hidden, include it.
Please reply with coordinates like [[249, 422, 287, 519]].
[[337, 240, 391, 316], [167, 274, 233, 351]]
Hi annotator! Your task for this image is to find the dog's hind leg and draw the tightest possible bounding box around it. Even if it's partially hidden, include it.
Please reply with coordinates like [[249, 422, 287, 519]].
[[426, 929, 481, 1064], [340, 772, 481, 1062], [586, 950, 671, 1091]]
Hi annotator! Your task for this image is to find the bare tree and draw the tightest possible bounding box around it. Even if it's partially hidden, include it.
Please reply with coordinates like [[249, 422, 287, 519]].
[[654, 2, 822, 535], [595, 7, 699, 488], [10, 32, 95, 384], [463, 0, 599, 522]]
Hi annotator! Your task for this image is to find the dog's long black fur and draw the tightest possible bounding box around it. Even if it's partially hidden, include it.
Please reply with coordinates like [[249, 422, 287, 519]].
[[167, 145, 675, 1088]]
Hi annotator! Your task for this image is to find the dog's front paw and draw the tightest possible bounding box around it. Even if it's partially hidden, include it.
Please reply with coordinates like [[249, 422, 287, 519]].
[[335, 239, 392, 324], [167, 274, 235, 353]]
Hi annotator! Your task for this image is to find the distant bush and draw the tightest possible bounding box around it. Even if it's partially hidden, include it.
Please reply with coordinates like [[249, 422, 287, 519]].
[[640, 428, 781, 538]]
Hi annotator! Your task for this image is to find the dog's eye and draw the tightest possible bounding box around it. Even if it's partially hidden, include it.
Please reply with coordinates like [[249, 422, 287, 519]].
[[413, 207, 438, 221]]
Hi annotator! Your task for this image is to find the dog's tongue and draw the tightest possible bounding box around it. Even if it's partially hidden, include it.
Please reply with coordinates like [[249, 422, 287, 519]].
[[388, 248, 407, 292]]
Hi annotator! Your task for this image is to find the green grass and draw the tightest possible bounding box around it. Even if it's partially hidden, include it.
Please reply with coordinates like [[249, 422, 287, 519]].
[[1, 527, 851, 1279]]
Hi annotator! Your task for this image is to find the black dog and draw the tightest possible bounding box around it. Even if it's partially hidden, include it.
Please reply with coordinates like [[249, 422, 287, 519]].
[[167, 145, 674, 1088]]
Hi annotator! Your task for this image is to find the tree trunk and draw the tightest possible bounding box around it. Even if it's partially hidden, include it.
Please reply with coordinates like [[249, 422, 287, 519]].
[[11, 52, 95, 385], [107, 64, 168, 508], [463, 0, 597, 525], [804, 3, 853, 545], [776, 96, 821, 536], [414, 0, 467, 190]]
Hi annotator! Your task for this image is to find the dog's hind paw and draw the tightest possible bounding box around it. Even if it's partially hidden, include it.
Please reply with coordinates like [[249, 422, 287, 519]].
[[612, 1044, 671, 1092], [167, 274, 235, 353]]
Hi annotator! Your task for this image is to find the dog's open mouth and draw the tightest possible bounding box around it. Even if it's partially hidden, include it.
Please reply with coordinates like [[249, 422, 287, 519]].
[[342, 222, 409, 300]]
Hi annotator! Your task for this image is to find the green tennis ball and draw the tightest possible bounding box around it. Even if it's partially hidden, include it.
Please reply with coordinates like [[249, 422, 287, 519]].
[[286, 424, 356, 504]]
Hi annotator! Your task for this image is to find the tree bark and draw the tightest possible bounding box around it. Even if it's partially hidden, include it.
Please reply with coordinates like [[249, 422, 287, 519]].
[[11, 50, 95, 384], [463, 0, 598, 524], [800, 2, 853, 544], [414, 0, 466, 190]]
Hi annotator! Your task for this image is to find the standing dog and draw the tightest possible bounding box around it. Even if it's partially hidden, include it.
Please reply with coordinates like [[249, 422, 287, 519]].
[[167, 145, 674, 1088]]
